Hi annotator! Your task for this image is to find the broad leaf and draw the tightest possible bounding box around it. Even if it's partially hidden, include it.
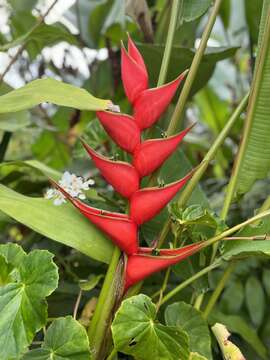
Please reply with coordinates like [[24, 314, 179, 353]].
[[210, 311, 267, 359], [0, 244, 58, 360], [165, 302, 212, 359], [138, 45, 238, 96], [0, 78, 110, 113], [0, 184, 113, 263], [112, 294, 190, 360], [0, 83, 30, 131], [0, 160, 61, 180], [236, 2, 270, 194], [22, 316, 91, 360]]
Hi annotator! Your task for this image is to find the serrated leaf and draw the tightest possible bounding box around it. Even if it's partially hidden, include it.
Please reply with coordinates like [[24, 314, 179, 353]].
[[0, 245, 58, 360], [0, 78, 110, 113], [0, 184, 113, 263], [22, 316, 91, 360], [112, 294, 190, 360], [165, 301, 212, 359]]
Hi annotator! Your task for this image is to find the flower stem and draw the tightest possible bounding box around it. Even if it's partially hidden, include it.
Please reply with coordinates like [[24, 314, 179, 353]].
[[161, 260, 221, 305], [177, 92, 249, 208], [88, 246, 122, 359], [157, 0, 182, 86], [167, 0, 223, 135]]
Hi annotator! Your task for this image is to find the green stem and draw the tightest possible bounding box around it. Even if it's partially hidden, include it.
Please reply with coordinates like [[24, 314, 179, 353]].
[[0, 131, 12, 162], [167, 0, 223, 135], [178, 92, 249, 208], [203, 262, 236, 319], [157, 0, 182, 86], [161, 260, 221, 305], [107, 347, 118, 360], [161, 208, 270, 306], [88, 246, 121, 359], [157, 92, 249, 248]]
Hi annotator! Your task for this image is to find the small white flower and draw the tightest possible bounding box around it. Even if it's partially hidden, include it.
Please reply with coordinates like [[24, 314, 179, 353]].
[[45, 171, 95, 206], [107, 102, 120, 113]]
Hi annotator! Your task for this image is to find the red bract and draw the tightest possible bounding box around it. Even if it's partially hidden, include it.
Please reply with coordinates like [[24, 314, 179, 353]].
[[132, 125, 194, 177], [82, 141, 140, 199], [52, 36, 197, 287], [96, 111, 140, 153], [130, 172, 193, 225], [52, 180, 138, 255], [124, 242, 205, 290], [133, 72, 187, 130]]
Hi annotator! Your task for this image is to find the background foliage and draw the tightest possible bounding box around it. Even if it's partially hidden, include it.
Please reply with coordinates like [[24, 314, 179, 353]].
[[0, 0, 270, 359]]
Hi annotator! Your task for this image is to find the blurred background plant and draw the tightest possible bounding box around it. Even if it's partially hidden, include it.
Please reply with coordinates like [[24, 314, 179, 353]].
[[0, 0, 270, 359]]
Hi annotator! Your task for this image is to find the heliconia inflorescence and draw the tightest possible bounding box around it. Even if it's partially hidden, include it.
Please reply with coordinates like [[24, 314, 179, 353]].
[[53, 36, 204, 291]]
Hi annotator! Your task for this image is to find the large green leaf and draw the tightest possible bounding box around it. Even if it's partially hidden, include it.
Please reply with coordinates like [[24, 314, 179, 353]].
[[210, 311, 267, 359], [22, 316, 91, 360], [236, 1, 270, 194], [165, 302, 212, 359], [0, 78, 110, 113], [0, 244, 58, 360], [138, 45, 238, 96], [111, 294, 190, 360], [245, 0, 264, 43], [0, 184, 113, 263]]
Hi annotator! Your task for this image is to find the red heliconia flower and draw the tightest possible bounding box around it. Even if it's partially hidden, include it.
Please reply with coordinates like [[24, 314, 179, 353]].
[[50, 36, 198, 287], [132, 125, 194, 177], [96, 111, 140, 154], [133, 71, 188, 130], [81, 140, 140, 199], [124, 242, 205, 290], [129, 172, 193, 225], [51, 180, 138, 255], [121, 39, 148, 104]]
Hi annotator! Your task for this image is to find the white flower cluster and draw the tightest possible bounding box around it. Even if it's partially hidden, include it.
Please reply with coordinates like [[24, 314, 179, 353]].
[[45, 171, 95, 206]]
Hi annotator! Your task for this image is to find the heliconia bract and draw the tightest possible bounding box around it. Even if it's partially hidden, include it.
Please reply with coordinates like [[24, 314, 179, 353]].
[[51, 36, 201, 288]]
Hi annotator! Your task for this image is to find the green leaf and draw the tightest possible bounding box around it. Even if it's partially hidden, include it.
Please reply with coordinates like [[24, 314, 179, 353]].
[[112, 294, 190, 360], [189, 353, 207, 360], [182, 0, 212, 22], [79, 274, 104, 291], [262, 268, 270, 297], [165, 301, 212, 359], [22, 316, 91, 360], [245, 276, 265, 327], [8, 0, 37, 11], [138, 44, 238, 96], [236, 2, 270, 194], [245, 0, 264, 43], [0, 184, 113, 263], [0, 78, 110, 114], [209, 311, 267, 359], [0, 83, 30, 131], [221, 240, 270, 260], [0, 160, 61, 180], [0, 244, 58, 360], [220, 281, 244, 314]]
